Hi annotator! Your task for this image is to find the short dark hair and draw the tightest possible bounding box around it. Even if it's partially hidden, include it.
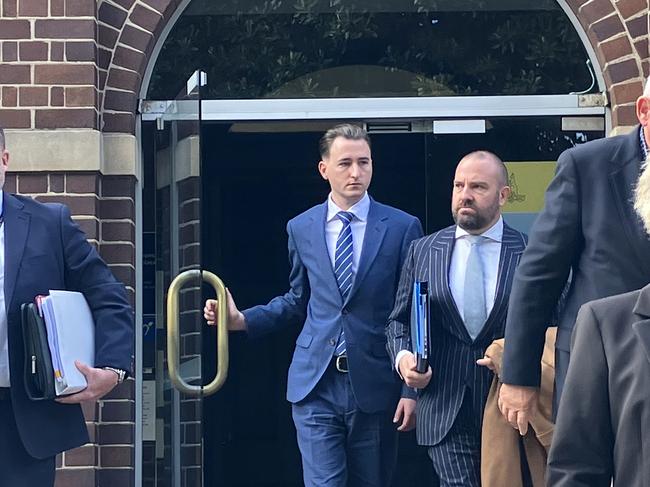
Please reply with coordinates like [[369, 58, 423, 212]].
[[462, 150, 509, 186], [319, 123, 370, 159], [0, 127, 4, 151]]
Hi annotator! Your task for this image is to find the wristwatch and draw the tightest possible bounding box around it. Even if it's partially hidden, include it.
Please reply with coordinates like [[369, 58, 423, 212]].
[[102, 366, 127, 384]]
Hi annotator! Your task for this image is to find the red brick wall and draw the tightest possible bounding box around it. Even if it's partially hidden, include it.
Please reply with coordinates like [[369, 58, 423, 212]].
[[0, 0, 99, 129]]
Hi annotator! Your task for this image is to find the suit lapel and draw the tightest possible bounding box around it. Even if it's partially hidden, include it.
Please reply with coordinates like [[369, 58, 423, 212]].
[[430, 227, 468, 339], [609, 128, 650, 277], [310, 202, 342, 303], [633, 284, 650, 364], [3, 193, 30, 310], [345, 200, 386, 304], [475, 224, 525, 342]]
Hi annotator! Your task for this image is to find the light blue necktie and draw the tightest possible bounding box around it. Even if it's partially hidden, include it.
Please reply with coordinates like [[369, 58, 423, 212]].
[[334, 211, 354, 355], [464, 235, 487, 340]]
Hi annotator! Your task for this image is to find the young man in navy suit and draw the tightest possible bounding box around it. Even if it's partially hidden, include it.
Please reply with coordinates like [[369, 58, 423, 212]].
[[0, 127, 134, 486], [205, 124, 423, 487], [386, 151, 527, 487]]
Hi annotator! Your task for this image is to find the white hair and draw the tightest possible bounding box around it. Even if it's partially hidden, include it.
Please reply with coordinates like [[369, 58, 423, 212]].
[[645, 78, 650, 96], [634, 157, 650, 233]]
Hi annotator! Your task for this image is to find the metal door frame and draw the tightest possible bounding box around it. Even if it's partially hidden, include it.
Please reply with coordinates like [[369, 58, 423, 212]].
[[141, 94, 608, 127]]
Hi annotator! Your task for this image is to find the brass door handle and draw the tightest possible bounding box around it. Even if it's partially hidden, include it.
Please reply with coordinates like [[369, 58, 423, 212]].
[[166, 269, 229, 396]]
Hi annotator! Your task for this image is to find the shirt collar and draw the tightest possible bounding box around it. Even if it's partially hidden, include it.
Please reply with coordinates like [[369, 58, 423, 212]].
[[640, 126, 648, 161], [327, 192, 370, 223], [455, 215, 504, 243]]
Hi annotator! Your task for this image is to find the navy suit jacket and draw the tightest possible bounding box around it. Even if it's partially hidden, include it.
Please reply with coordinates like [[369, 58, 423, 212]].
[[387, 223, 527, 445], [243, 198, 423, 413], [4, 193, 133, 459]]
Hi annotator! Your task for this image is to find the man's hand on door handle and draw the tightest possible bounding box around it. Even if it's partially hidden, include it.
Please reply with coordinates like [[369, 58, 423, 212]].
[[204, 288, 247, 331]]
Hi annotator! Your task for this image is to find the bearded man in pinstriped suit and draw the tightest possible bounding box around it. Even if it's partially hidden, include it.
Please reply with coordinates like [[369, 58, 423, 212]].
[[386, 151, 527, 487]]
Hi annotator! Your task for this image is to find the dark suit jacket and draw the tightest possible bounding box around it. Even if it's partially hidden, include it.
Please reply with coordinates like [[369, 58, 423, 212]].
[[502, 127, 650, 387], [4, 193, 133, 459], [386, 223, 527, 446], [547, 284, 650, 487], [243, 198, 423, 413]]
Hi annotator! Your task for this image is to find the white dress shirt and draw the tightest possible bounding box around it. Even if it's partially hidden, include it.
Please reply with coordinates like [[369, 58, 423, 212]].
[[325, 192, 370, 275], [395, 217, 504, 372], [449, 217, 503, 320], [0, 190, 9, 386]]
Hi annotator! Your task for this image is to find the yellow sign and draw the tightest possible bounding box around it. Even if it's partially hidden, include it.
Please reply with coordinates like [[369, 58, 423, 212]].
[[503, 161, 556, 213]]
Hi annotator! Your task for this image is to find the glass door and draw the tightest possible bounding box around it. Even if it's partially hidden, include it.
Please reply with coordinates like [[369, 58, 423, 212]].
[[142, 70, 229, 487]]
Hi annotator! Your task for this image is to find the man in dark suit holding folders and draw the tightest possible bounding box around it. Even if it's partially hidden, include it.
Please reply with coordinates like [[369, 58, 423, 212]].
[[386, 151, 526, 487], [0, 126, 134, 486], [205, 124, 423, 487]]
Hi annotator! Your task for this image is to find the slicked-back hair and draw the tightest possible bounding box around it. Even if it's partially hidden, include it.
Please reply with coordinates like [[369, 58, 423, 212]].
[[319, 124, 370, 159], [461, 150, 509, 187]]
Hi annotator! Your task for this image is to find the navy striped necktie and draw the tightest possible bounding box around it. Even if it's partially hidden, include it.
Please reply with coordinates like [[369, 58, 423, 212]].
[[334, 211, 354, 298], [334, 211, 354, 356]]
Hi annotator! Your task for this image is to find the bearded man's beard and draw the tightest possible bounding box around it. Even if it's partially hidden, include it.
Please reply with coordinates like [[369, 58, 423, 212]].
[[453, 200, 500, 232], [634, 158, 650, 234]]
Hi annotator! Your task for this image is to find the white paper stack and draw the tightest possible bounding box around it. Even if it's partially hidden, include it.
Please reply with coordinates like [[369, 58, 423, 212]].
[[39, 290, 95, 395]]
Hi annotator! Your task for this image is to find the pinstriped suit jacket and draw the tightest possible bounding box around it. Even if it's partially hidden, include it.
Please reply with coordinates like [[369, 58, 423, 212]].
[[386, 223, 527, 446]]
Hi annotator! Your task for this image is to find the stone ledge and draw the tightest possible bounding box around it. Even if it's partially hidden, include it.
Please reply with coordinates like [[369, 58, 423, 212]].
[[102, 132, 138, 176], [5, 129, 137, 176]]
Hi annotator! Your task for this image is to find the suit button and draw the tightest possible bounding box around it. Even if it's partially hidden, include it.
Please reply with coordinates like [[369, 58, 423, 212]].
[[328, 339, 336, 346], [342, 309, 349, 315]]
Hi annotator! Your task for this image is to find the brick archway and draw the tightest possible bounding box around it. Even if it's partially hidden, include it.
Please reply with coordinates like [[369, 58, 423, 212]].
[[99, 0, 649, 134], [563, 0, 648, 127], [98, 0, 184, 134]]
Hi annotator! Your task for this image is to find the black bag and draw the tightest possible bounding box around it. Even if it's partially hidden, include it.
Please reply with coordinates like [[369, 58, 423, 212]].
[[20, 303, 56, 400]]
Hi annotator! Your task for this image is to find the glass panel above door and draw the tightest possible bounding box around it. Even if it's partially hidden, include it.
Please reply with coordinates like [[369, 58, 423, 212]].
[[147, 0, 597, 100]]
